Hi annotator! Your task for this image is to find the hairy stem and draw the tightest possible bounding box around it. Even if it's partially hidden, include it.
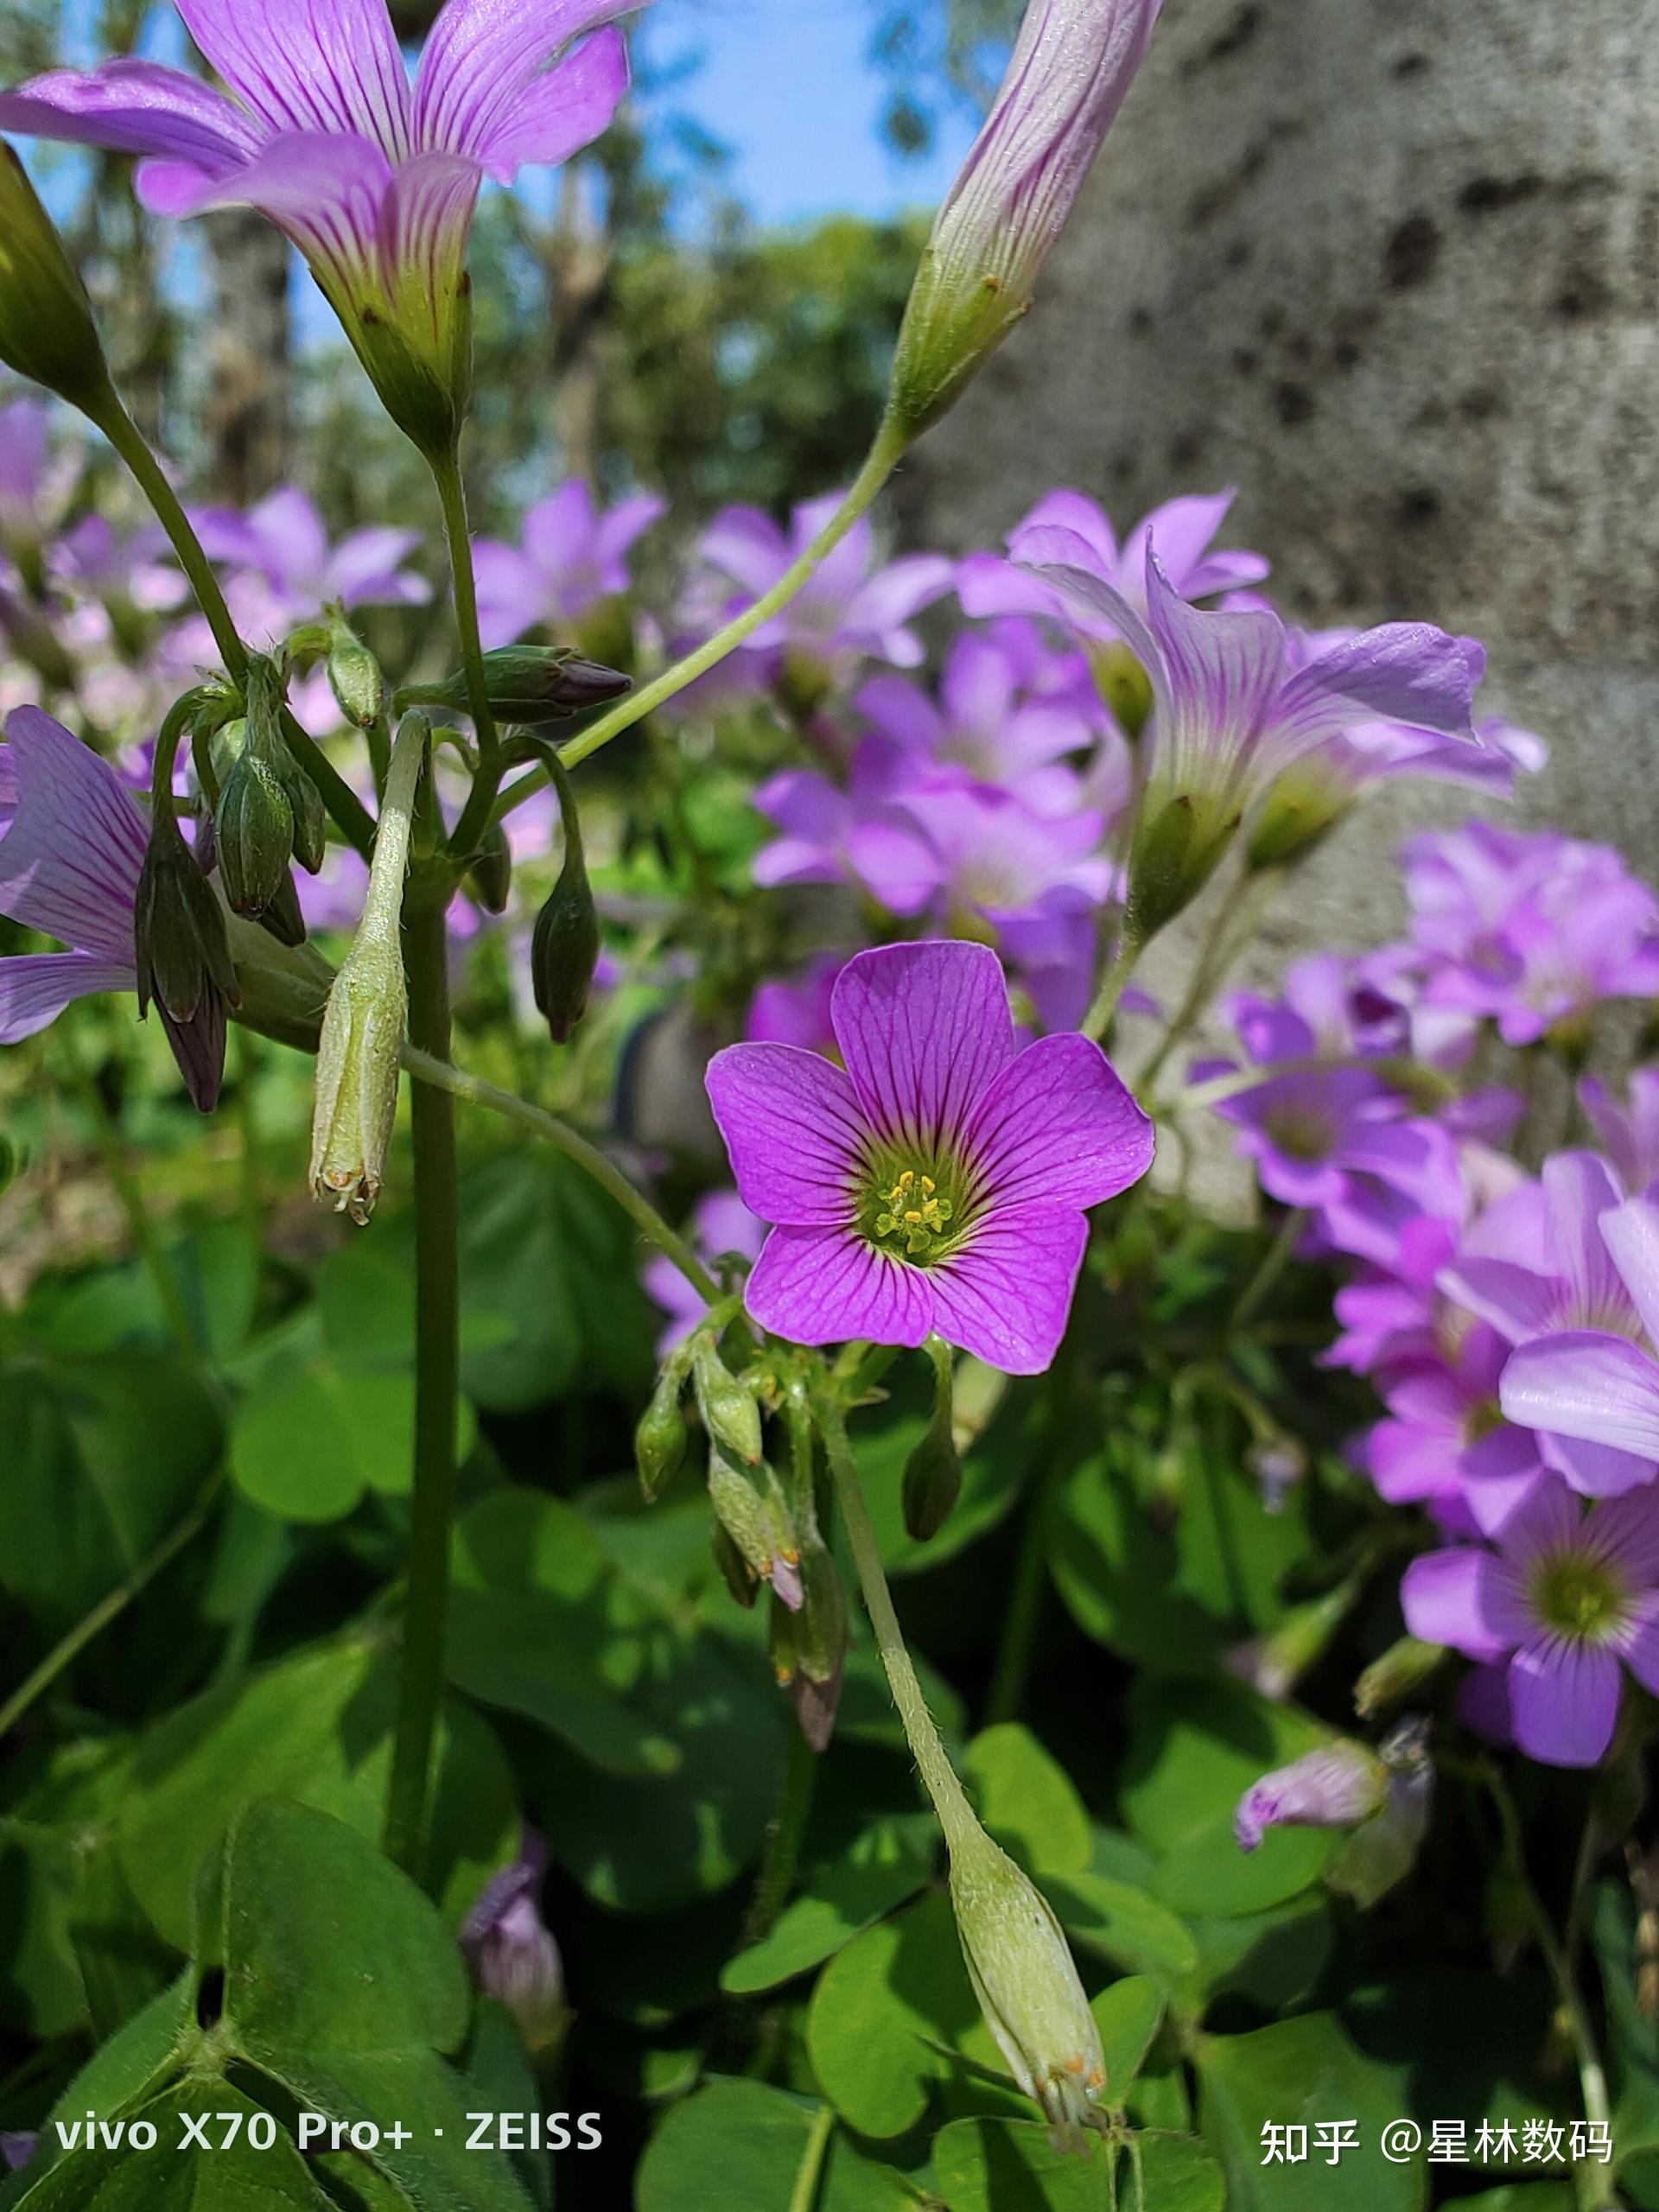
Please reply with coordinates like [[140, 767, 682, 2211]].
[[1084, 930, 1145, 1042], [383, 898, 462, 1878]]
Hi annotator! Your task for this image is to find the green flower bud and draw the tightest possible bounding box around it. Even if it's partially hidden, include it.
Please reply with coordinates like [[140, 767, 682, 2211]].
[[1127, 788, 1238, 943], [707, 1448, 802, 1608], [0, 142, 114, 414], [784, 1541, 849, 1752], [405, 646, 631, 730], [947, 1821, 1109, 2135], [903, 1338, 963, 1542], [1354, 1636, 1446, 1721], [635, 1366, 689, 1501], [254, 867, 308, 949], [466, 821, 512, 915], [282, 754, 329, 875], [326, 618, 385, 731], [215, 742, 295, 916], [530, 753, 600, 1045], [1089, 641, 1154, 742], [308, 925, 406, 1223], [134, 812, 238, 1027], [1326, 1719, 1433, 1910], [711, 1522, 758, 1611], [693, 1341, 765, 1469]]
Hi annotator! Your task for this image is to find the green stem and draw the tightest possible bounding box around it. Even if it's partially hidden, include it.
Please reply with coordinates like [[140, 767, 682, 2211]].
[[785, 2104, 836, 2212], [1229, 1208, 1307, 1335], [1170, 1054, 1457, 1116], [400, 1045, 718, 1302], [0, 1480, 219, 1741], [383, 898, 462, 1878], [744, 1728, 821, 1950], [435, 450, 502, 862], [490, 426, 907, 823], [68, 1038, 203, 1369], [1084, 930, 1145, 1043], [1139, 868, 1281, 1093], [818, 1391, 974, 1835]]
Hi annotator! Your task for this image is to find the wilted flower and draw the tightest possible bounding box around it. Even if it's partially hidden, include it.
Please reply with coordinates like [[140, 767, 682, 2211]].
[[887, 0, 1163, 435], [473, 480, 665, 647], [705, 940, 1153, 1373], [461, 1831, 566, 2055], [1402, 1477, 1659, 1766], [0, 0, 643, 451]]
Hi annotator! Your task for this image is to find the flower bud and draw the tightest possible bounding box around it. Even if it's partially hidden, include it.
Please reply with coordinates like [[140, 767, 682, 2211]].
[[1127, 788, 1237, 943], [886, 0, 1161, 439], [1325, 1719, 1433, 1910], [1225, 1577, 1357, 1704], [308, 925, 406, 1223], [0, 141, 114, 414], [327, 617, 385, 731], [530, 755, 600, 1046], [783, 1541, 849, 1752], [947, 1820, 1109, 2135], [460, 1831, 567, 2058], [255, 867, 308, 949], [711, 1522, 759, 1611], [406, 646, 632, 730], [707, 1448, 802, 1610], [693, 1340, 764, 1468], [1090, 641, 1154, 742], [215, 741, 296, 916], [903, 1339, 963, 1542], [282, 753, 329, 875], [134, 812, 238, 1031], [1354, 1635, 1446, 1721], [466, 820, 512, 915], [1234, 1739, 1389, 1855], [635, 1365, 689, 1500]]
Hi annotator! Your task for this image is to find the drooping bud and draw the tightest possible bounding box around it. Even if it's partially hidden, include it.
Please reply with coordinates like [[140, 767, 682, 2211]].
[[326, 616, 385, 732], [459, 1830, 568, 2058], [785, 1541, 849, 1751], [1354, 1636, 1446, 1721], [404, 646, 631, 730], [1234, 1738, 1389, 1855], [466, 820, 512, 915], [635, 1365, 689, 1500], [308, 716, 425, 1222], [711, 1522, 758, 1611], [903, 1337, 963, 1542], [132, 809, 238, 1115], [886, 0, 1162, 440], [0, 141, 114, 415], [707, 1449, 803, 1610], [530, 751, 600, 1046], [947, 1818, 1109, 2136], [692, 1340, 764, 1469], [215, 734, 296, 917], [1325, 1719, 1433, 1910], [256, 868, 308, 949], [248, 653, 327, 875], [1225, 1577, 1358, 1704]]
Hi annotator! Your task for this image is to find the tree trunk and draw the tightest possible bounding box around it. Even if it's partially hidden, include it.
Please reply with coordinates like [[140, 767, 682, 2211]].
[[203, 211, 292, 505], [913, 0, 1659, 956]]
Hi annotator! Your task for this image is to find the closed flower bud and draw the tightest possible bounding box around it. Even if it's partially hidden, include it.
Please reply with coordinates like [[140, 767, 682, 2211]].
[[309, 926, 406, 1223], [635, 1366, 689, 1500], [282, 753, 329, 875], [134, 811, 238, 1028], [1354, 1635, 1446, 1720], [466, 820, 512, 915], [0, 141, 113, 414], [947, 1820, 1109, 2135], [711, 1522, 759, 1611], [1225, 1577, 1357, 1705], [1127, 789, 1238, 943], [786, 1541, 849, 1751], [255, 868, 308, 949], [406, 646, 632, 730], [1234, 1738, 1389, 1856], [887, 0, 1161, 438], [708, 1448, 803, 1610], [327, 617, 385, 731], [693, 1340, 764, 1469], [530, 753, 600, 1045], [1090, 641, 1154, 742], [215, 741, 295, 916], [904, 1338, 963, 1541], [460, 1831, 567, 2057]]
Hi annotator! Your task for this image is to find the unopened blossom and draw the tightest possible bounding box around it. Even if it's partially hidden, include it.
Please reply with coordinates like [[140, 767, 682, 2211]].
[[642, 1190, 766, 1356], [959, 486, 1268, 632], [0, 0, 643, 450], [1402, 1477, 1659, 1766], [887, 0, 1163, 435], [1235, 1738, 1388, 1853], [460, 1830, 566, 2054], [705, 940, 1153, 1373], [0, 706, 228, 1105], [684, 493, 952, 709], [473, 480, 664, 648], [1019, 533, 1484, 937]]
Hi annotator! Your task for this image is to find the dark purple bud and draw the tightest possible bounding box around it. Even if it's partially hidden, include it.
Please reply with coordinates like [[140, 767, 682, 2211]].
[[460, 1830, 567, 2055]]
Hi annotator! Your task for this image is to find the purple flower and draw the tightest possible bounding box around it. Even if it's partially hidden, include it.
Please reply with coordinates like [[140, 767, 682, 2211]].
[[704, 941, 1154, 1373], [1582, 1070, 1659, 1196], [193, 485, 429, 632], [0, 0, 639, 446], [959, 486, 1268, 631], [1365, 1319, 1544, 1537], [747, 953, 842, 1057], [460, 1830, 566, 2052], [0, 2134, 35, 2174], [0, 394, 50, 550], [473, 480, 664, 648], [887, 0, 1163, 432], [52, 513, 184, 616], [1017, 534, 1484, 932], [1235, 1739, 1388, 1853], [686, 493, 953, 703], [642, 1190, 766, 1356], [1402, 1477, 1659, 1766], [0, 707, 226, 1105]]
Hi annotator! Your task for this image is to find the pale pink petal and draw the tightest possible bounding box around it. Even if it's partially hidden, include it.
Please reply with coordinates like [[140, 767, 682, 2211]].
[[176, 0, 413, 156], [1501, 1331, 1659, 1463], [0, 952, 136, 1042], [1602, 1197, 1659, 1350], [745, 1226, 935, 1349]]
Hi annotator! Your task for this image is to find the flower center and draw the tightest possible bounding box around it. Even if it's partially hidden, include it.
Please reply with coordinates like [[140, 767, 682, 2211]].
[[1530, 1548, 1627, 1643], [1262, 1103, 1335, 1162], [859, 1156, 971, 1266]]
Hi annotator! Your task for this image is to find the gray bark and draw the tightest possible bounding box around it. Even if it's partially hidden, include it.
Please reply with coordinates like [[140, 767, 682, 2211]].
[[913, 0, 1659, 1065]]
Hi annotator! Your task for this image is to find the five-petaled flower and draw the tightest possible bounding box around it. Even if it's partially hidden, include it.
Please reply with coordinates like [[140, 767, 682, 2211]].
[[704, 940, 1154, 1374], [0, 0, 642, 450]]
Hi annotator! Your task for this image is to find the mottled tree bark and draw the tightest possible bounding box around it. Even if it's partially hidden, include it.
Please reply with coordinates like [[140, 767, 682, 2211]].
[[203, 211, 292, 505], [915, 0, 1659, 989]]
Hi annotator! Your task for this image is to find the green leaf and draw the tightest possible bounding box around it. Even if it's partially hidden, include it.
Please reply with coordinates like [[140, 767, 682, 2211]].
[[1181, 1900, 1333, 2015], [446, 1490, 680, 1777], [721, 1822, 933, 1995], [805, 1890, 976, 2140], [222, 1803, 531, 2212], [635, 2079, 912, 2211], [16, 2083, 334, 2210], [1595, 1878, 1659, 2159], [23, 1975, 198, 2183], [117, 1641, 516, 1948], [1197, 2012, 1427, 2211], [1042, 1873, 1198, 1986], [231, 1360, 474, 1522], [1135, 2133, 1228, 2211], [0, 1820, 84, 2037], [932, 2118, 1119, 2210], [963, 1726, 1091, 1877], [1093, 1977, 1166, 2101]]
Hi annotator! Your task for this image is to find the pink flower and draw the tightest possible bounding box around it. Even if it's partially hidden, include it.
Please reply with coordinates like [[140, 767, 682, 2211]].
[[704, 941, 1153, 1374]]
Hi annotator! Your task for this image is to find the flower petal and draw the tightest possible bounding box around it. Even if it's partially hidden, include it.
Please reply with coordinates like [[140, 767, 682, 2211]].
[[176, 130, 393, 292], [925, 1202, 1087, 1376], [415, 0, 632, 163], [0, 952, 136, 1043], [1399, 1547, 1516, 1661], [1440, 1256, 1560, 1344], [463, 29, 630, 181], [1508, 1637, 1621, 1767], [1276, 626, 1483, 749], [1615, 1592, 1659, 1699], [960, 1032, 1153, 1212], [175, 0, 412, 156], [1601, 1196, 1659, 1350], [830, 940, 1015, 1153], [745, 1226, 934, 1349], [0, 58, 257, 167], [1501, 1330, 1659, 1462], [0, 709, 148, 961], [704, 1042, 868, 1226]]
